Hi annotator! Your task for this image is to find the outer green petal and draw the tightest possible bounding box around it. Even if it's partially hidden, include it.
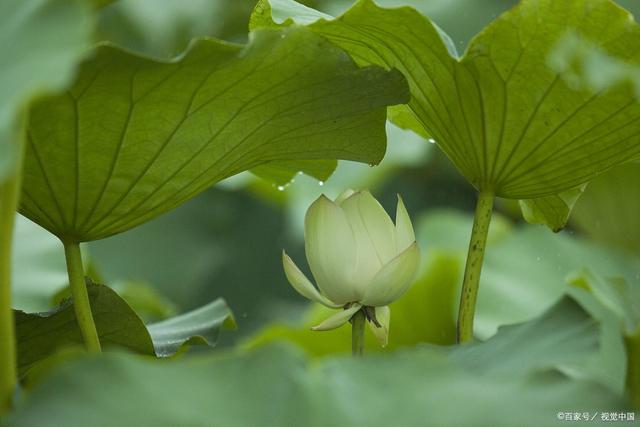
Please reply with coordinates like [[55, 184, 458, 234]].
[[311, 304, 362, 331], [304, 195, 357, 304], [395, 195, 415, 254], [282, 251, 340, 308], [334, 188, 356, 205], [341, 191, 396, 285], [361, 242, 420, 307], [367, 306, 390, 347]]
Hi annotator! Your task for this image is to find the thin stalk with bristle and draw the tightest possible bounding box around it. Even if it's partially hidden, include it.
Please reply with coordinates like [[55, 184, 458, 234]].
[[351, 309, 365, 356], [63, 241, 101, 353], [457, 189, 494, 343]]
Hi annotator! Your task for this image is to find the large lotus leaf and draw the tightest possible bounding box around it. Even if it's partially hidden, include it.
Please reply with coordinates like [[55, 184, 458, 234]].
[[572, 162, 640, 254], [20, 26, 409, 242], [15, 280, 235, 377], [15, 280, 154, 377], [0, 0, 92, 181], [3, 299, 626, 427], [252, 0, 640, 199]]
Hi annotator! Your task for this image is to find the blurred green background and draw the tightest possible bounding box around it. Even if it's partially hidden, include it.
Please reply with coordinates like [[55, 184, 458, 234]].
[[12, 0, 640, 349]]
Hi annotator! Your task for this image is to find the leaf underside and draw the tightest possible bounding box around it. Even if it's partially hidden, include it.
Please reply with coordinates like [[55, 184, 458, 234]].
[[0, 0, 91, 181], [519, 185, 585, 232], [15, 281, 235, 376], [15, 281, 154, 377], [254, 0, 640, 199], [21, 26, 409, 242], [147, 299, 236, 357]]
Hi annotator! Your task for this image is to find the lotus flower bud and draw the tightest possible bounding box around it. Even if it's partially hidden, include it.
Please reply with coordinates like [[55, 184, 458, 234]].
[[282, 189, 420, 346]]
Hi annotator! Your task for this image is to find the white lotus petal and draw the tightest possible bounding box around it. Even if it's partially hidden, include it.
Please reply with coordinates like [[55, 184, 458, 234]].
[[361, 242, 420, 307], [282, 251, 340, 308], [334, 188, 356, 205], [304, 195, 357, 304], [341, 191, 396, 287], [311, 304, 362, 331], [395, 195, 415, 254], [367, 306, 390, 347]]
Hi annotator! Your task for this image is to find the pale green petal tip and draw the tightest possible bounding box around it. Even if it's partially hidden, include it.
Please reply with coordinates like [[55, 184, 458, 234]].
[[395, 194, 415, 251], [307, 193, 335, 214], [369, 306, 390, 347], [311, 304, 361, 331], [359, 190, 394, 224], [334, 188, 356, 205], [304, 194, 341, 234]]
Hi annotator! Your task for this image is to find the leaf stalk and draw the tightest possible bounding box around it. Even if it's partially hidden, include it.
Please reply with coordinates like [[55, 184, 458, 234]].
[[0, 113, 27, 412], [63, 241, 101, 353], [457, 189, 494, 343]]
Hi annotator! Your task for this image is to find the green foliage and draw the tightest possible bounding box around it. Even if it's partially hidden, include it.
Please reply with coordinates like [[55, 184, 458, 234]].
[[253, 0, 640, 200], [97, 0, 256, 55], [415, 210, 640, 339], [251, 159, 337, 186], [3, 298, 627, 427], [246, 210, 640, 353], [570, 270, 640, 336], [15, 281, 234, 377], [109, 280, 178, 323], [4, 0, 640, 423], [88, 187, 297, 339], [0, 0, 92, 180], [519, 186, 586, 232], [15, 280, 153, 377], [572, 163, 640, 253], [549, 31, 640, 98], [568, 270, 640, 403], [11, 216, 67, 312], [148, 299, 236, 357], [20, 26, 408, 242]]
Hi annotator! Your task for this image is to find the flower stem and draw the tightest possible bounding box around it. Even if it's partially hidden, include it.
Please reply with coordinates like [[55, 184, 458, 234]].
[[626, 330, 640, 409], [457, 189, 494, 343], [351, 309, 365, 356], [0, 113, 27, 412], [63, 241, 101, 353]]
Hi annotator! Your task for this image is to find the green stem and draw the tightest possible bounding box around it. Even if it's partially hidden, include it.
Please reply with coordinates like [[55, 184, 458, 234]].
[[457, 190, 494, 343], [625, 330, 640, 409], [0, 181, 20, 412], [351, 309, 365, 357], [0, 113, 27, 412], [63, 241, 101, 353]]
